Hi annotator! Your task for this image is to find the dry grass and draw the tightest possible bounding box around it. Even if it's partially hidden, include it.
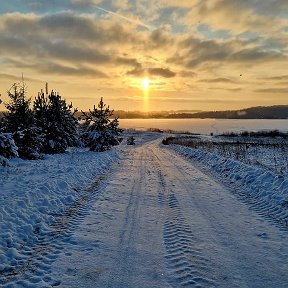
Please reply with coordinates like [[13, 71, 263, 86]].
[[163, 134, 288, 175]]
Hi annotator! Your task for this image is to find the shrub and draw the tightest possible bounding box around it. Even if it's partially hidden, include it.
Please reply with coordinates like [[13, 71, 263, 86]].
[[0, 133, 18, 165], [127, 136, 135, 145]]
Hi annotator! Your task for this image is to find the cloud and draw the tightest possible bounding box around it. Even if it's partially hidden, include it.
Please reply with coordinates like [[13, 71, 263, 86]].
[[1, 10, 286, 78], [260, 75, 288, 81], [184, 0, 287, 35], [0, 73, 42, 83], [168, 36, 231, 67], [168, 35, 286, 68], [71, 0, 102, 8], [198, 77, 236, 83], [39, 63, 109, 78], [0, 11, 145, 80], [0, 11, 140, 46], [148, 26, 174, 48], [255, 88, 288, 93], [209, 87, 242, 92], [275, 82, 288, 86], [165, 0, 198, 7], [5, 58, 108, 78], [179, 71, 197, 78], [115, 57, 141, 68], [230, 48, 283, 62], [256, 0, 288, 16], [127, 67, 176, 78]]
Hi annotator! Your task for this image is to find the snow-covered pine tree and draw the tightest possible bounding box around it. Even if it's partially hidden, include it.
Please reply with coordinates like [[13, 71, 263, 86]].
[[13, 127, 43, 160], [81, 97, 123, 152], [2, 82, 43, 159], [34, 90, 79, 154], [0, 133, 18, 166], [0, 90, 18, 165], [3, 82, 34, 132]]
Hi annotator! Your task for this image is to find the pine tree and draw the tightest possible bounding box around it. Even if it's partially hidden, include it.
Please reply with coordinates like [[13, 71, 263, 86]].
[[34, 90, 79, 154], [3, 82, 34, 133], [2, 82, 43, 159], [0, 90, 18, 164], [81, 97, 123, 152]]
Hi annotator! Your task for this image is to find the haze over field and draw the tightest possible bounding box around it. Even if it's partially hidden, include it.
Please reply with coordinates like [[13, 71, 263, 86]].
[[0, 0, 288, 111]]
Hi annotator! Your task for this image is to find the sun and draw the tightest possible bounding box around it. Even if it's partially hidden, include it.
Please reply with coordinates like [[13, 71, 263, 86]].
[[141, 78, 150, 90]]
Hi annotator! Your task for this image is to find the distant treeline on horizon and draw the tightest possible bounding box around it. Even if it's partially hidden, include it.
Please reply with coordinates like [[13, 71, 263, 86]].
[[112, 105, 288, 119], [1, 105, 288, 119]]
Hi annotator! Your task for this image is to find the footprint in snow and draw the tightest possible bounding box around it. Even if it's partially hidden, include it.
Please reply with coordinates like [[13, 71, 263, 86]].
[[256, 232, 268, 239]]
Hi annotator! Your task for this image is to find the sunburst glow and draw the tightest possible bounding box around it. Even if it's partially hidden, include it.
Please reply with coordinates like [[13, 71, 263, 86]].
[[142, 78, 150, 90], [141, 78, 150, 112]]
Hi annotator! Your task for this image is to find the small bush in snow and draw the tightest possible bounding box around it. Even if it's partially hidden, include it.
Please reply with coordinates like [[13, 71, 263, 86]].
[[127, 136, 135, 145], [13, 127, 44, 159], [0, 133, 18, 165], [81, 98, 123, 152], [162, 137, 174, 145]]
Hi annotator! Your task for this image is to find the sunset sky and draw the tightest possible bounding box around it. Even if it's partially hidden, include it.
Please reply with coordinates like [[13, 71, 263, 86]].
[[0, 0, 288, 111]]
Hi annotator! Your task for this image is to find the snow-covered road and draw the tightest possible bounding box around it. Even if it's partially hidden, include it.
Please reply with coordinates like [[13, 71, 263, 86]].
[[50, 138, 288, 288]]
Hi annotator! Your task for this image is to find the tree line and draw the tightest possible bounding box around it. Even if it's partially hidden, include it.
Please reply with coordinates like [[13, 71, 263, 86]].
[[0, 82, 122, 166]]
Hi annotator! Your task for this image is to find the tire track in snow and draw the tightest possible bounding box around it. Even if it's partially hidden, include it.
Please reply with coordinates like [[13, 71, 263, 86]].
[[164, 194, 215, 288], [149, 146, 217, 288], [161, 145, 288, 287], [0, 173, 110, 287], [51, 146, 169, 288], [107, 150, 145, 287], [157, 170, 166, 207]]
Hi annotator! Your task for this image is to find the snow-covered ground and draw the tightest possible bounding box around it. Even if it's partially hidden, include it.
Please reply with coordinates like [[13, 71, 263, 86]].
[[1, 132, 288, 287], [168, 138, 288, 227], [0, 147, 121, 287]]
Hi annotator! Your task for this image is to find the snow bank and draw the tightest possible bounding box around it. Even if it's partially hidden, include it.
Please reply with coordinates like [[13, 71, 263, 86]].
[[169, 144, 288, 226], [0, 148, 120, 274]]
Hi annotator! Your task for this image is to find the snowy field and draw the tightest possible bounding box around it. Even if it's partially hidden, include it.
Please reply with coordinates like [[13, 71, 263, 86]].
[[1, 131, 288, 287]]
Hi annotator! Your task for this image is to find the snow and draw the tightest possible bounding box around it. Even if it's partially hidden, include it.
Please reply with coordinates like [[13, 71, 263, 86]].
[[1, 132, 288, 287], [169, 142, 288, 227], [0, 147, 120, 287]]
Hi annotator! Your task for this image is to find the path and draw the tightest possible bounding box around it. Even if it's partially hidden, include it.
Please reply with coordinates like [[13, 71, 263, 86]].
[[48, 138, 288, 287]]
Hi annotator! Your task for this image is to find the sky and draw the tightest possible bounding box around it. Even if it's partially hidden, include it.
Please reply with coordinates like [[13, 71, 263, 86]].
[[0, 0, 288, 112]]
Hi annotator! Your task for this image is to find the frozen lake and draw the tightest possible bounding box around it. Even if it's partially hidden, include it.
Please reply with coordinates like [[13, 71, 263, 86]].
[[119, 118, 288, 135]]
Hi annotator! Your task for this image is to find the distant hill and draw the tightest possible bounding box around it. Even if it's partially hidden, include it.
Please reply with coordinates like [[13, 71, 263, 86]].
[[1, 105, 287, 119], [167, 105, 288, 119], [111, 110, 201, 119]]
